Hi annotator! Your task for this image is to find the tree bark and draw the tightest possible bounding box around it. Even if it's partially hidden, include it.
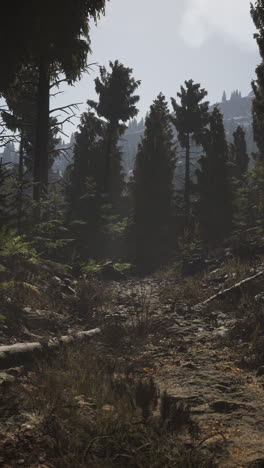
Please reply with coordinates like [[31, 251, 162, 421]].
[[0, 328, 101, 370], [33, 58, 50, 212], [103, 120, 118, 195], [17, 132, 24, 234], [184, 132, 190, 230]]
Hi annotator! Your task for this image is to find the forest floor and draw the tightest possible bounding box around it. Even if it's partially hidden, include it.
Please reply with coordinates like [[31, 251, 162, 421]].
[[0, 255, 264, 467]]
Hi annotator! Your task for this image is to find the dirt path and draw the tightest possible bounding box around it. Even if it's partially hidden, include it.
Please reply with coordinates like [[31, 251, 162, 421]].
[[117, 277, 264, 467], [1, 274, 264, 467]]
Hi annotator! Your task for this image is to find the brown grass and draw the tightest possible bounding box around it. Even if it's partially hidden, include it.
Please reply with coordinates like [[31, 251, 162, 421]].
[[2, 345, 215, 467]]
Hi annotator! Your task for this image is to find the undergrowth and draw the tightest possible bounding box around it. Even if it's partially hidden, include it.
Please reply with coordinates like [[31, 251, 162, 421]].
[[6, 345, 215, 468]]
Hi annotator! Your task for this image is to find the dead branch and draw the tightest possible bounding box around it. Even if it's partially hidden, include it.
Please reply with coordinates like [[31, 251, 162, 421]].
[[0, 328, 101, 370], [49, 103, 82, 115], [192, 269, 264, 311]]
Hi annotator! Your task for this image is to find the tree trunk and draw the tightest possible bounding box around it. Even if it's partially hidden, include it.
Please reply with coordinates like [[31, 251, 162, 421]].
[[17, 132, 24, 234], [33, 58, 50, 212], [184, 133, 190, 230], [103, 121, 117, 195]]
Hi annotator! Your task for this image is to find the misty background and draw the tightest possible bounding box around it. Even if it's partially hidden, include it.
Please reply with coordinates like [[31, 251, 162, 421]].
[[54, 0, 259, 136]]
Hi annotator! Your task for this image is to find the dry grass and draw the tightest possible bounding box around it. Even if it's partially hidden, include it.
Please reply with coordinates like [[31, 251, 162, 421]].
[[3, 345, 215, 467]]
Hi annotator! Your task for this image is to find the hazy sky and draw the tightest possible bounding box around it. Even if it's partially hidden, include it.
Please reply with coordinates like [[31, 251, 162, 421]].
[[53, 0, 260, 138]]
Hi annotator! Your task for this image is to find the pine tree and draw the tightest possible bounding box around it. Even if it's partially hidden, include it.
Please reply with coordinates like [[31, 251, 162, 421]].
[[131, 94, 176, 270], [88, 60, 140, 194], [222, 91, 227, 103], [230, 126, 249, 179], [196, 107, 232, 242], [66, 109, 106, 259], [171, 80, 209, 230], [0, 2, 106, 206], [251, 1, 264, 158]]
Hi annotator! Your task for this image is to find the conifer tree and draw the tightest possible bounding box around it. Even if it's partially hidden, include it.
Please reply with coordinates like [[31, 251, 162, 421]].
[[131, 94, 176, 270], [66, 109, 106, 258], [171, 80, 209, 230], [251, 1, 264, 158], [230, 126, 249, 179], [196, 107, 232, 242], [0, 2, 106, 206], [88, 60, 140, 194], [222, 91, 227, 103]]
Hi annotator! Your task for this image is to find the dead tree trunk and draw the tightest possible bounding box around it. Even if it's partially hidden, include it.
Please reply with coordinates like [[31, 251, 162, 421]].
[[0, 328, 101, 370], [193, 270, 264, 311]]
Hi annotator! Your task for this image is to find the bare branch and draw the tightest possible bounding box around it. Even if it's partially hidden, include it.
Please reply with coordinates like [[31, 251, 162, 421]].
[[49, 102, 82, 115]]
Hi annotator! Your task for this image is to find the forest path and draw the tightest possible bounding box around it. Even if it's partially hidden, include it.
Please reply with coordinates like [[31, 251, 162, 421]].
[[116, 276, 264, 468]]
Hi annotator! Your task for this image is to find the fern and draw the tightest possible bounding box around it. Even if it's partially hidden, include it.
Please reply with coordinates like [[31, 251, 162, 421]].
[[0, 281, 41, 295]]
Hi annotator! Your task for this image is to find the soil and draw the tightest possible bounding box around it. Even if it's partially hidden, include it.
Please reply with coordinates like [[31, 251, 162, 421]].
[[1, 272, 264, 467]]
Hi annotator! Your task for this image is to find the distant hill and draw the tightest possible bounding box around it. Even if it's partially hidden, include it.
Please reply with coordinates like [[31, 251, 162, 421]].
[[121, 90, 256, 178], [0, 91, 256, 178], [215, 90, 256, 159]]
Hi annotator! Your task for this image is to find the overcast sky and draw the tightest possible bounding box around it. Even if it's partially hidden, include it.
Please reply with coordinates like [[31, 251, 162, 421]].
[[54, 0, 260, 138]]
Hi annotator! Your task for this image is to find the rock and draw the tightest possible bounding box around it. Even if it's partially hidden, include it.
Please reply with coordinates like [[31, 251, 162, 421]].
[[213, 326, 229, 337], [181, 361, 197, 370], [6, 366, 24, 376], [52, 276, 63, 286], [255, 293, 264, 304], [0, 372, 15, 384], [256, 366, 264, 377]]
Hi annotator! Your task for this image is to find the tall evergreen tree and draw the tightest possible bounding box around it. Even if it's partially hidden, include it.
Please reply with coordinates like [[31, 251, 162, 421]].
[[196, 107, 232, 242], [88, 60, 140, 194], [0, 2, 106, 206], [251, 1, 264, 158], [171, 80, 209, 230], [229, 126, 249, 179], [131, 94, 176, 270], [66, 109, 106, 259]]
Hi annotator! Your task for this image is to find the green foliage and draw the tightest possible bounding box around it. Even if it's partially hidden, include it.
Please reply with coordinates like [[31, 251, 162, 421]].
[[171, 80, 209, 230], [251, 1, 264, 158], [233, 158, 264, 232], [31, 188, 73, 261], [81, 260, 132, 274], [229, 126, 249, 179], [131, 93, 176, 270], [89, 59, 140, 194], [0, 229, 34, 258], [196, 107, 232, 242], [113, 262, 132, 272], [0, 281, 40, 296], [81, 259, 101, 273]]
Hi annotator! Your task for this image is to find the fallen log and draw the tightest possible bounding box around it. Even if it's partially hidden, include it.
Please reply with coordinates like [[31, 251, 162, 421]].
[[193, 270, 264, 311], [0, 328, 101, 370]]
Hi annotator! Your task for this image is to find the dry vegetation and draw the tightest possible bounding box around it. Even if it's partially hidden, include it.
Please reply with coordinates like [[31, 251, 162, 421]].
[[0, 345, 214, 468]]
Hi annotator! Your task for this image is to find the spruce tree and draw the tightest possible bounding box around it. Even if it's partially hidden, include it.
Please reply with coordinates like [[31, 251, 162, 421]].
[[0, 2, 106, 206], [251, 1, 264, 158], [171, 80, 209, 230], [196, 107, 232, 242], [131, 94, 176, 270], [230, 126, 249, 179], [88, 60, 141, 195], [66, 109, 106, 259]]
